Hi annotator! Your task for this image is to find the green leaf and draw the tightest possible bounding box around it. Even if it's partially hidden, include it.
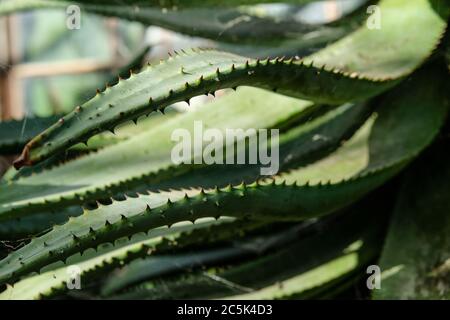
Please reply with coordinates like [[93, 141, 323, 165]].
[[303, 0, 448, 80], [0, 0, 368, 55], [108, 198, 387, 299], [0, 88, 315, 219], [0, 0, 340, 13], [374, 143, 450, 299], [0, 206, 83, 240], [14, 49, 397, 168], [100, 219, 322, 296]]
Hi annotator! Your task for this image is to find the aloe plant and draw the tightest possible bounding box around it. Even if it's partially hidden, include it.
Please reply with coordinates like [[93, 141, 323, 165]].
[[0, 0, 449, 300]]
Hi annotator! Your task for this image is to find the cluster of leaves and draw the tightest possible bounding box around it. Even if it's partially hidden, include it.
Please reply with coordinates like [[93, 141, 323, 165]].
[[0, 0, 449, 300]]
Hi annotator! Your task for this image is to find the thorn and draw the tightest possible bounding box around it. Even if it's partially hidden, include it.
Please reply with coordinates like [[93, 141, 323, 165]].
[[108, 104, 114, 108], [75, 106, 82, 112], [149, 97, 153, 105], [181, 67, 191, 75], [132, 118, 138, 125], [249, 181, 258, 188], [58, 118, 64, 125], [96, 88, 101, 95]]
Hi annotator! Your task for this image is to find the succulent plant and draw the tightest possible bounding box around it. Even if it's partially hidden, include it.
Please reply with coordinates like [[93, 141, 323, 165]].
[[0, 0, 449, 300]]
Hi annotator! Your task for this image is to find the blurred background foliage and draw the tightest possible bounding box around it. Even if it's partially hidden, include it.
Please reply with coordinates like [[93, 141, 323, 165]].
[[16, 10, 145, 116]]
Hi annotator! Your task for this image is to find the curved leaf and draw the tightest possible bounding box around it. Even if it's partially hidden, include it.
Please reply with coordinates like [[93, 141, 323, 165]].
[[0, 0, 349, 13], [0, 88, 313, 218], [0, 65, 446, 285], [14, 49, 396, 168], [109, 199, 387, 299]]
